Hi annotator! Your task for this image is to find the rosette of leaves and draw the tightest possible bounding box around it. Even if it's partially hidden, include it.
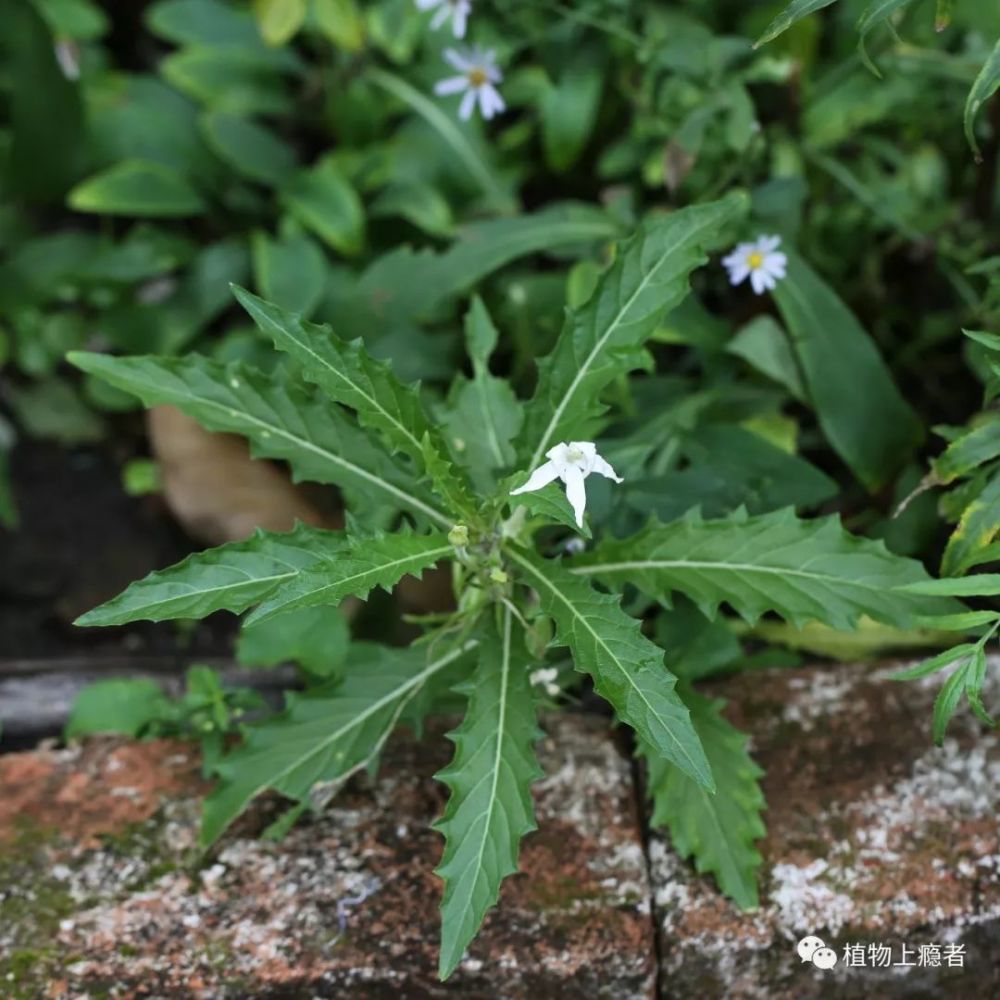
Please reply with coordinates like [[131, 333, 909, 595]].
[[71, 193, 959, 977]]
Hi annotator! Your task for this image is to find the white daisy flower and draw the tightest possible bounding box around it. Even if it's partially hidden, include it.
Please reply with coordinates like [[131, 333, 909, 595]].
[[415, 0, 471, 38], [434, 48, 505, 122], [722, 235, 787, 295], [510, 441, 623, 529]]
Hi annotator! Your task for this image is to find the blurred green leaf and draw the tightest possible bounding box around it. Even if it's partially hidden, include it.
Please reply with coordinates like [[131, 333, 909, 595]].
[[965, 36, 1000, 158], [66, 679, 170, 739], [254, 0, 307, 45], [31, 0, 109, 39], [252, 231, 327, 316], [69, 159, 206, 217], [7, 377, 105, 445], [237, 605, 350, 678], [772, 248, 922, 491], [755, 0, 840, 47], [201, 111, 297, 185], [313, 0, 365, 51], [541, 49, 604, 173], [282, 158, 366, 257]]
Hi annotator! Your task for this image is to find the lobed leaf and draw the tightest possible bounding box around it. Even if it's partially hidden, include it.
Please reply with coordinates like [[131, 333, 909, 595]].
[[67, 352, 451, 527], [77, 523, 345, 626], [232, 288, 476, 516], [570, 508, 960, 631], [246, 531, 453, 625], [508, 548, 713, 790], [642, 689, 765, 910], [201, 641, 475, 846], [517, 193, 748, 469], [435, 609, 543, 979]]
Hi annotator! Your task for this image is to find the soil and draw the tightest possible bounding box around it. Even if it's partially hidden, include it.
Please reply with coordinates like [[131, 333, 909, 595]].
[[0, 440, 236, 662]]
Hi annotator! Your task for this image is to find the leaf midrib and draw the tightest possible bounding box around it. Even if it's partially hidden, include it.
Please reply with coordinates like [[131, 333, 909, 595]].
[[509, 550, 708, 786]]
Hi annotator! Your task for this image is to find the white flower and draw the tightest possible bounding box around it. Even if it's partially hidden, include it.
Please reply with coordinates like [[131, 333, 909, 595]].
[[434, 48, 505, 121], [510, 441, 623, 529], [722, 235, 787, 295], [416, 0, 471, 38], [529, 667, 560, 698]]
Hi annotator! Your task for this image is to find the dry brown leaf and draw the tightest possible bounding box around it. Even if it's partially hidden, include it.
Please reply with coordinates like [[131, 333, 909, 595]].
[[146, 406, 340, 546]]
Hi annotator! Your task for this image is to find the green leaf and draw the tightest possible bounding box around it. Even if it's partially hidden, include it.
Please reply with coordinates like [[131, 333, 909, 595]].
[[964, 646, 995, 728], [68, 160, 206, 217], [254, 0, 306, 45], [570, 508, 959, 630], [933, 658, 971, 744], [897, 573, 1000, 596], [237, 606, 350, 679], [367, 68, 516, 215], [541, 48, 604, 173], [942, 470, 1000, 576], [441, 299, 523, 491], [201, 111, 297, 186], [772, 248, 922, 491], [76, 523, 345, 626], [32, 0, 110, 40], [281, 158, 365, 257], [517, 193, 748, 468], [202, 641, 475, 845], [435, 609, 543, 979], [232, 288, 475, 516], [246, 531, 453, 625], [891, 643, 977, 681], [146, 0, 263, 46], [251, 231, 327, 316], [503, 479, 591, 539], [726, 315, 807, 402], [67, 352, 451, 527], [65, 679, 170, 739], [313, 0, 365, 51], [755, 0, 840, 47], [932, 419, 1000, 484], [643, 689, 765, 910], [161, 47, 295, 116], [507, 549, 713, 790], [965, 36, 1000, 159], [856, 0, 915, 76]]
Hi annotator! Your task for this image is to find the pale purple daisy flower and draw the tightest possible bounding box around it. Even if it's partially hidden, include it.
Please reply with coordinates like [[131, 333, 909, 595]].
[[434, 47, 505, 121], [722, 235, 788, 295]]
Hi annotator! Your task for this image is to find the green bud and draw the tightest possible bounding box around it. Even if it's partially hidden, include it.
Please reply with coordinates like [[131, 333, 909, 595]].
[[448, 523, 470, 547], [489, 567, 509, 585]]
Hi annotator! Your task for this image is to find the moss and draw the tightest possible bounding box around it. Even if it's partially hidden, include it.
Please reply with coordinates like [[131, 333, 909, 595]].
[[527, 873, 604, 911]]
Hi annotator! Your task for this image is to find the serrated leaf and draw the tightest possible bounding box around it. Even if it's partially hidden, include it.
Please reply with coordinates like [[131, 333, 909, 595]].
[[942, 471, 1000, 576], [501, 477, 591, 539], [232, 287, 476, 516], [755, 0, 840, 47], [435, 609, 543, 979], [201, 640, 475, 846], [965, 36, 1000, 159], [507, 548, 713, 790], [891, 643, 977, 681], [517, 193, 747, 468], [246, 531, 452, 625], [67, 352, 451, 527], [933, 658, 971, 744], [570, 508, 959, 630], [77, 523, 345, 627], [643, 689, 765, 910], [440, 299, 522, 491]]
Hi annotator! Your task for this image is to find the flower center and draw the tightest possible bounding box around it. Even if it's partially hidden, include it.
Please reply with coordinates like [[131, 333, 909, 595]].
[[566, 447, 586, 463], [468, 68, 487, 87], [747, 251, 764, 269]]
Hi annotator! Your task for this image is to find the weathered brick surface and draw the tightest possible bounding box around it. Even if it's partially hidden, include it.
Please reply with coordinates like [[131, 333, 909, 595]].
[[0, 714, 656, 999], [651, 657, 1000, 999]]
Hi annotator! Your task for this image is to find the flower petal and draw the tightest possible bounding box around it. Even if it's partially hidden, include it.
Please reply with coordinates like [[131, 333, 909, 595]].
[[510, 460, 559, 495], [591, 454, 623, 484], [444, 48, 471, 72], [430, 4, 451, 29], [726, 263, 750, 286], [758, 234, 782, 252], [750, 269, 768, 295], [452, 3, 468, 37], [434, 75, 468, 96], [458, 87, 477, 120], [563, 466, 588, 528]]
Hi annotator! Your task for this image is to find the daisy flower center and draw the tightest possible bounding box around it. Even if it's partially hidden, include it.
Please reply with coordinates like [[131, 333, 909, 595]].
[[467, 67, 487, 87], [747, 251, 764, 269]]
